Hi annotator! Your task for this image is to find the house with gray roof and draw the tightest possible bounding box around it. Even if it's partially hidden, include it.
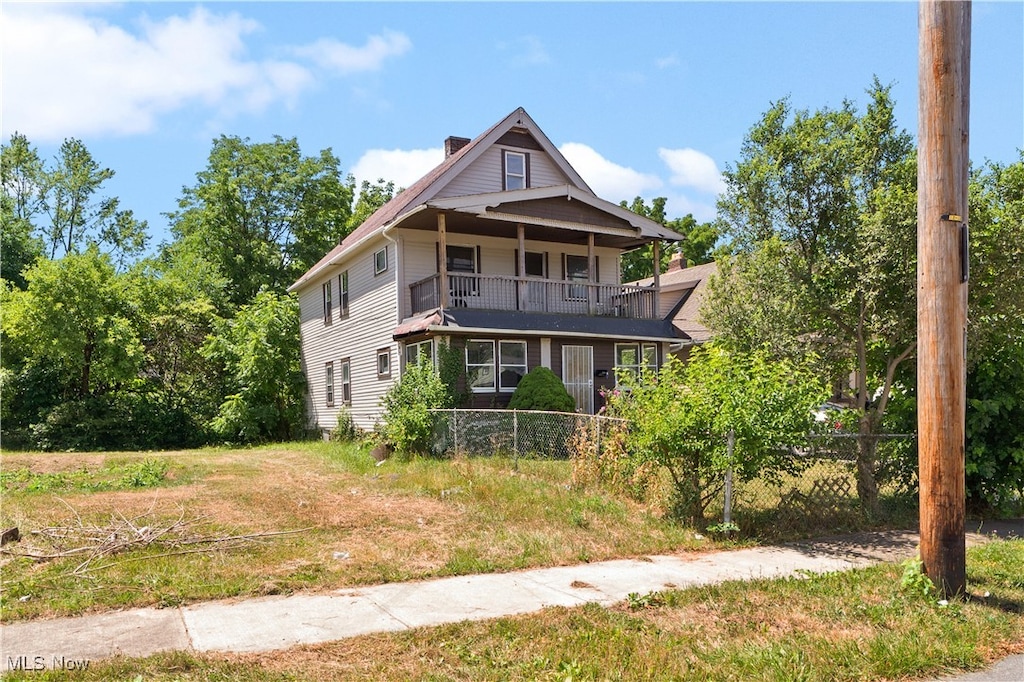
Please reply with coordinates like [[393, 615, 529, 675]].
[[290, 107, 699, 432]]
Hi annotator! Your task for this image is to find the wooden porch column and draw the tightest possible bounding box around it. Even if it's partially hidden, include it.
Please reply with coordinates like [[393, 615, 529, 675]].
[[438, 212, 449, 309], [652, 240, 661, 319], [587, 233, 596, 314], [517, 223, 527, 311]]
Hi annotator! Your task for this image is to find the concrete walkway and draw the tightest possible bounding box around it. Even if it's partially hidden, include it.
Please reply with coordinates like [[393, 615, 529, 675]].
[[2, 525, 1021, 679]]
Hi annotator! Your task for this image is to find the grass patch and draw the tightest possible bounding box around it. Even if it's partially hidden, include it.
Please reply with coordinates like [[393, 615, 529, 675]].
[[8, 540, 1022, 681], [1, 442, 700, 621]]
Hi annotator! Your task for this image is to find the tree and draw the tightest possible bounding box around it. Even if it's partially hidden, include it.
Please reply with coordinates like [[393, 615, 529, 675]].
[[1, 134, 147, 274], [1, 133, 46, 287], [168, 135, 353, 308], [378, 357, 454, 456], [348, 177, 396, 230], [705, 80, 917, 514], [608, 345, 825, 524], [202, 291, 306, 443], [619, 196, 718, 281], [2, 248, 144, 399]]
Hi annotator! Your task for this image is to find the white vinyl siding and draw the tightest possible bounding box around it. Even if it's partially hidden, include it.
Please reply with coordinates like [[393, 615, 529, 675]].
[[436, 146, 569, 198], [297, 239, 398, 432]]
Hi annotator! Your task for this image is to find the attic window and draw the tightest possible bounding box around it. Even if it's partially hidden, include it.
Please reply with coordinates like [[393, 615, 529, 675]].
[[503, 150, 527, 190]]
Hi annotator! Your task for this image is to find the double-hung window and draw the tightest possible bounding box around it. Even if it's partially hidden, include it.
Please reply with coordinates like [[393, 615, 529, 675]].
[[446, 245, 479, 299], [404, 339, 434, 369], [564, 254, 596, 301], [339, 271, 349, 318], [498, 341, 527, 392], [377, 348, 391, 378], [466, 340, 496, 392], [339, 359, 351, 405], [614, 343, 658, 385], [325, 362, 335, 406], [503, 150, 527, 190], [322, 280, 333, 324], [466, 339, 528, 393]]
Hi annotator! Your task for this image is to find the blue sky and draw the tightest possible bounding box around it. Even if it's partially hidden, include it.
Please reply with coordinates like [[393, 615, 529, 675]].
[[3, 1, 1021, 253]]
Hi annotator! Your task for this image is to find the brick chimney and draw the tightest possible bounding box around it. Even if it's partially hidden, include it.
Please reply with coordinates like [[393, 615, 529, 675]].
[[667, 251, 687, 273], [444, 136, 471, 158]]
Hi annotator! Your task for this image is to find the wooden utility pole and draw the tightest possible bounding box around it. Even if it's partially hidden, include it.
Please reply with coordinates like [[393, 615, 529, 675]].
[[918, 0, 970, 598]]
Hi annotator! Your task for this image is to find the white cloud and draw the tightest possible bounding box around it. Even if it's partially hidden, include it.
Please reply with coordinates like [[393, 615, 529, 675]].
[[350, 147, 444, 191], [497, 35, 550, 67], [1, 6, 316, 141], [655, 54, 680, 69], [658, 148, 727, 195], [292, 30, 412, 74], [663, 193, 718, 223], [559, 142, 663, 201]]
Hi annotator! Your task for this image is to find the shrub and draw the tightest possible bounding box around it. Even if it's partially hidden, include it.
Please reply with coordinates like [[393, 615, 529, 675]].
[[331, 407, 360, 442], [508, 367, 575, 412], [378, 360, 451, 456]]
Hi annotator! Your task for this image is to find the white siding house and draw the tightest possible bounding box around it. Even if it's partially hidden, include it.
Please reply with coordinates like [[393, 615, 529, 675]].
[[290, 108, 698, 434]]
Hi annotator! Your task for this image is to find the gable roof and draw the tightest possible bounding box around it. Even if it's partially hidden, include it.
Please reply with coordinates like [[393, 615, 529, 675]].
[[634, 260, 717, 343], [290, 107, 675, 292]]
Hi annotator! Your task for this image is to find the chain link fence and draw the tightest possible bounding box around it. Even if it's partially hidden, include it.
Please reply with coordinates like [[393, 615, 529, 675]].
[[430, 409, 624, 460], [429, 409, 918, 533]]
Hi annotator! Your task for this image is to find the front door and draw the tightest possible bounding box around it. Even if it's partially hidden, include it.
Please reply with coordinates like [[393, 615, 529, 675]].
[[562, 345, 594, 414]]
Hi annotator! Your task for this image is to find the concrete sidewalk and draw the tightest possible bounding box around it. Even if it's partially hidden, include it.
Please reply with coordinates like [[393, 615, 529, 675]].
[[2, 526, 1021, 679]]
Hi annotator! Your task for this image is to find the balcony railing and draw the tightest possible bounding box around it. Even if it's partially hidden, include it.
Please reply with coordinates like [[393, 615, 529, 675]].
[[409, 273, 657, 319]]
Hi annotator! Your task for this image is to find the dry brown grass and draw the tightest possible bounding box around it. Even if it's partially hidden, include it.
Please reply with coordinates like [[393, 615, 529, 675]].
[[1, 442, 699, 620]]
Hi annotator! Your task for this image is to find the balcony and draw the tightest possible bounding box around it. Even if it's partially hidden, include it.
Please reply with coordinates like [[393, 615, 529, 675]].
[[410, 273, 658, 320]]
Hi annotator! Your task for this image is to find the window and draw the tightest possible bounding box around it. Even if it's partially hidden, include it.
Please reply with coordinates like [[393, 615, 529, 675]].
[[339, 359, 351, 404], [447, 245, 479, 299], [374, 247, 388, 275], [322, 280, 333, 324], [377, 348, 391, 378], [614, 343, 658, 385], [564, 254, 591, 300], [498, 341, 527, 392], [466, 340, 496, 392], [339, 271, 349, 317], [404, 339, 434, 369], [525, 251, 546, 278], [503, 150, 527, 190], [325, 362, 335, 406], [465, 339, 528, 393]]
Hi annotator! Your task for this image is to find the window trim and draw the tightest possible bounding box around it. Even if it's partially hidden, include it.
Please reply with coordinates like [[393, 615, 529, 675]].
[[613, 342, 658, 386], [322, 280, 333, 324], [339, 358, 351, 405], [377, 348, 392, 378], [465, 339, 496, 393], [498, 340, 528, 393], [373, 247, 388, 276], [503, 150, 528, 190], [404, 339, 435, 370], [325, 361, 335, 406], [339, 270, 349, 318]]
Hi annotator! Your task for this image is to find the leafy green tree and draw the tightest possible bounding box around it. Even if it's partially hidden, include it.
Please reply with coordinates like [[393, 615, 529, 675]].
[[202, 291, 306, 443], [2, 248, 144, 398], [1, 133, 46, 286], [168, 135, 353, 308], [704, 80, 916, 514], [619, 196, 717, 281], [963, 154, 1024, 512], [1, 134, 146, 274], [608, 345, 826, 523], [348, 177, 396, 230]]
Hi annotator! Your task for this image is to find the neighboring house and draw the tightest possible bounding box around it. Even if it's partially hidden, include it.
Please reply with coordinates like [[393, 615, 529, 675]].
[[631, 255, 717, 361], [290, 107, 694, 433]]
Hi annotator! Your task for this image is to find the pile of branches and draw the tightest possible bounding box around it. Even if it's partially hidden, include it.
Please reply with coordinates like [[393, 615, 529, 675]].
[[1, 500, 309, 575]]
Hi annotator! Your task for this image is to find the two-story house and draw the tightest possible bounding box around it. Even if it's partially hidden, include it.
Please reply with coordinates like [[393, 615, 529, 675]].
[[290, 107, 693, 433]]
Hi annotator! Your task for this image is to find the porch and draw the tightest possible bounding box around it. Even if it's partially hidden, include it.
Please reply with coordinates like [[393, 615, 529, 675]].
[[410, 272, 658, 319]]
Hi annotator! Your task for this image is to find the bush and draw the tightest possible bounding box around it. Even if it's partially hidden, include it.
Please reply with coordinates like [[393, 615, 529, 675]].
[[331, 407, 359, 442], [378, 360, 451, 456], [508, 367, 575, 412]]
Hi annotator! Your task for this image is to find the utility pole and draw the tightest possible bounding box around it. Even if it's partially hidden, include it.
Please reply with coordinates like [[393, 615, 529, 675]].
[[917, 0, 971, 598]]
